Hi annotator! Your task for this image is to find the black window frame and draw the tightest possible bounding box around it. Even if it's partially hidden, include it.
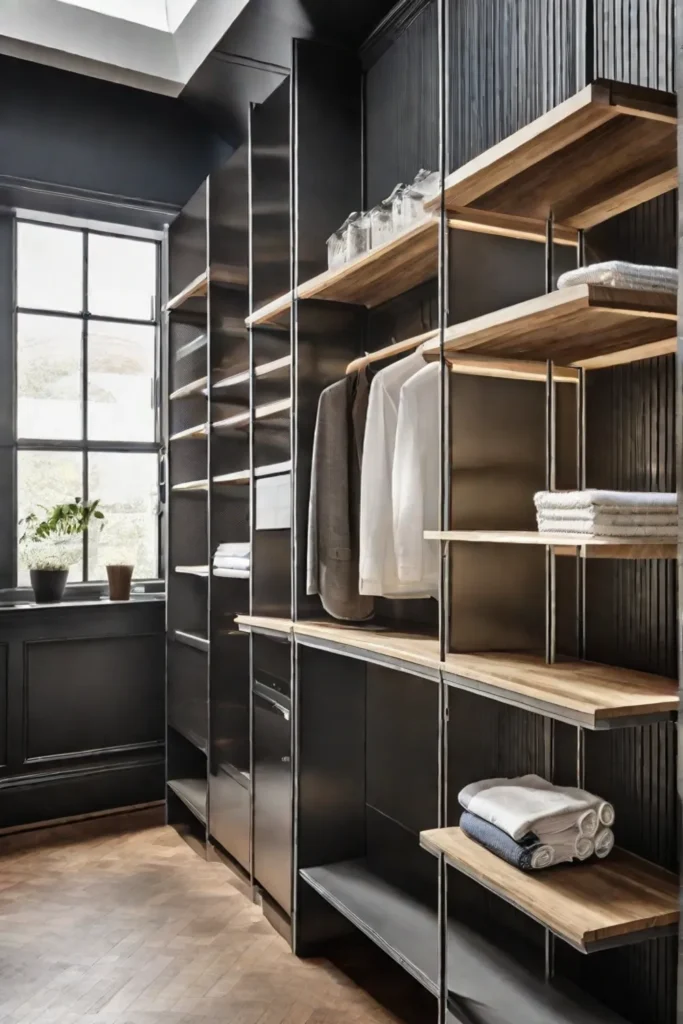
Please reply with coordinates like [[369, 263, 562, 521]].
[[10, 212, 165, 590]]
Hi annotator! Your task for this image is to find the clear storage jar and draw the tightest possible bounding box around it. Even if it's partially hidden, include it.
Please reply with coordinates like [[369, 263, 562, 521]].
[[369, 195, 396, 249], [395, 170, 441, 232], [326, 226, 346, 269]]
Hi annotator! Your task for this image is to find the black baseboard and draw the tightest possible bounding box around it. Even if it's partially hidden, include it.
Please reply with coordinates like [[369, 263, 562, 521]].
[[0, 756, 165, 831]]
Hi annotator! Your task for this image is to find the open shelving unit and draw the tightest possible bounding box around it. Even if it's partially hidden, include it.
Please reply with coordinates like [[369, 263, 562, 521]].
[[163, 14, 679, 1024]]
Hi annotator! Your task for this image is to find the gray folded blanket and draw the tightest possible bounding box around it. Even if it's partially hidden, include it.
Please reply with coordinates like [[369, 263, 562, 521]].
[[460, 812, 553, 871]]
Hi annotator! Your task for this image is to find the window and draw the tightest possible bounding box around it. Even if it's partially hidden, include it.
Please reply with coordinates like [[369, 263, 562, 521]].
[[15, 219, 162, 585]]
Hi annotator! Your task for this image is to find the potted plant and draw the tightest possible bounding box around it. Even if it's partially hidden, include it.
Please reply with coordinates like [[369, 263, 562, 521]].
[[20, 498, 105, 603]]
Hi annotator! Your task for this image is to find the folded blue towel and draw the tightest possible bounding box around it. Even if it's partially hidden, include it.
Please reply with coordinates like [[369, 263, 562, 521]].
[[460, 812, 543, 871]]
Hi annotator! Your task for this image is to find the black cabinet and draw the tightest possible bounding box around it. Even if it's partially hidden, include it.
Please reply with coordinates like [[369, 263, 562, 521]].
[[253, 634, 292, 914]]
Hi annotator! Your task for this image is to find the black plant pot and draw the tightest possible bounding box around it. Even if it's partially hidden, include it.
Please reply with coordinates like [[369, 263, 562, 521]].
[[30, 569, 69, 604]]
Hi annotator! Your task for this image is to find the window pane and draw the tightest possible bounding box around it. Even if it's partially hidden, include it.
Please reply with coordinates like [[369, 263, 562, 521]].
[[88, 322, 155, 441], [88, 235, 157, 320], [17, 314, 82, 440], [17, 223, 83, 313], [17, 451, 84, 585], [88, 452, 159, 581]]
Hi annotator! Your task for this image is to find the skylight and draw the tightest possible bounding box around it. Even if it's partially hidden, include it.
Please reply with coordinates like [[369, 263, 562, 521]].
[[55, 0, 200, 31]]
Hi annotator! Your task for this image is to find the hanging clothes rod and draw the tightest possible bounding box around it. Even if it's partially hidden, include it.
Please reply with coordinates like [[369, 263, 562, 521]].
[[345, 328, 438, 375]]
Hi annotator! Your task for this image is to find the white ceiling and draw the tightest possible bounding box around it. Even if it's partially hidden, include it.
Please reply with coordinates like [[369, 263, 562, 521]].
[[0, 0, 250, 94], [54, 0, 200, 32]]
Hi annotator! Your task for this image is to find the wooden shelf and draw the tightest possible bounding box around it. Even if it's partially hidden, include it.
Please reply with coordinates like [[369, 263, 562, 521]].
[[170, 377, 208, 401], [427, 530, 676, 559], [213, 356, 291, 393], [213, 470, 250, 486], [174, 629, 209, 653], [294, 621, 441, 680], [421, 828, 678, 954], [175, 333, 207, 362], [255, 460, 292, 478], [167, 778, 207, 825], [172, 479, 209, 493], [421, 285, 677, 365], [170, 423, 207, 441], [235, 614, 293, 637], [443, 651, 677, 729], [213, 398, 291, 433], [174, 565, 209, 577], [446, 355, 579, 383], [432, 80, 677, 231], [166, 265, 249, 312]]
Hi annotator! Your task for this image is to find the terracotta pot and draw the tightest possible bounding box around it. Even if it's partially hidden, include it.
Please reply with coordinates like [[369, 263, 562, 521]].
[[106, 564, 134, 601]]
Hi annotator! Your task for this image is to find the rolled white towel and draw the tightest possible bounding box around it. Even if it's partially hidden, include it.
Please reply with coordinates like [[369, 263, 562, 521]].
[[599, 803, 616, 828], [595, 828, 615, 859], [575, 835, 595, 861], [530, 845, 556, 870], [577, 808, 599, 839]]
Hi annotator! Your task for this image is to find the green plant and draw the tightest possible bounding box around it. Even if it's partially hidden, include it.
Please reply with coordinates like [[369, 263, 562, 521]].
[[20, 498, 105, 571]]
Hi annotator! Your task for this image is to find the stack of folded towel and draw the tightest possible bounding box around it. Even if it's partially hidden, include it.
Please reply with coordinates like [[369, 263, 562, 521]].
[[534, 490, 677, 538], [459, 774, 616, 871], [557, 260, 678, 294], [213, 543, 250, 578]]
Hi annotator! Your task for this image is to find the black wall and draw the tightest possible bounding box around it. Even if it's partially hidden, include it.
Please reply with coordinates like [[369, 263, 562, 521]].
[[0, 599, 165, 830], [0, 54, 232, 217]]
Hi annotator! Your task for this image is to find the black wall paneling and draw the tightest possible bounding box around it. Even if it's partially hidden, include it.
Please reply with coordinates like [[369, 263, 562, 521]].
[[0, 600, 165, 831]]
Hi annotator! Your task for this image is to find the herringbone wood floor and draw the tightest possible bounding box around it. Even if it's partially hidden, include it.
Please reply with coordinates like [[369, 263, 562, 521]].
[[0, 812, 406, 1024]]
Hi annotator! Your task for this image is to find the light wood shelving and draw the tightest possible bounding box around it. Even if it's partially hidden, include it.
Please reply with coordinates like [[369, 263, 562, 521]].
[[170, 423, 208, 441], [172, 479, 209, 493], [294, 620, 441, 678], [443, 651, 677, 729], [213, 470, 250, 486], [429, 80, 677, 231], [174, 566, 210, 577], [170, 377, 209, 401], [420, 828, 678, 954], [213, 398, 291, 432], [427, 530, 677, 559], [235, 614, 293, 636], [420, 285, 677, 366], [213, 355, 291, 393], [446, 355, 579, 383], [166, 265, 249, 312]]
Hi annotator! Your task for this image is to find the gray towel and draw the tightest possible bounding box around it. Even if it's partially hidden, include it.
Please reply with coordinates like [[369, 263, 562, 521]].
[[460, 812, 549, 871]]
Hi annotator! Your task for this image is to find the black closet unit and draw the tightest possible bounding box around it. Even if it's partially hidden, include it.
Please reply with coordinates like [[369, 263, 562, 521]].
[[165, 2, 681, 1022]]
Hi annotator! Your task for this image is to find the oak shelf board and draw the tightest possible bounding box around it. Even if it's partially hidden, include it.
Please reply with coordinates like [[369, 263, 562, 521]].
[[213, 470, 250, 486], [172, 479, 209, 493], [420, 284, 677, 365], [294, 620, 441, 679], [166, 265, 249, 312], [170, 377, 209, 401], [427, 530, 676, 560], [443, 651, 677, 729], [420, 828, 678, 954], [213, 398, 291, 433], [170, 423, 208, 441], [167, 778, 207, 825], [431, 80, 677, 230], [255, 460, 292, 478], [573, 335, 677, 370], [235, 614, 293, 637], [446, 355, 579, 383], [213, 355, 292, 393]]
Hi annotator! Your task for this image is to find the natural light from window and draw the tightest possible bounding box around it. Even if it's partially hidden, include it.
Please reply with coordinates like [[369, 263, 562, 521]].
[[55, 0, 200, 31]]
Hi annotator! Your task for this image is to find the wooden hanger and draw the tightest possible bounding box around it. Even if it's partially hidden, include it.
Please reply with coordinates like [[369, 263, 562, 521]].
[[345, 328, 438, 375]]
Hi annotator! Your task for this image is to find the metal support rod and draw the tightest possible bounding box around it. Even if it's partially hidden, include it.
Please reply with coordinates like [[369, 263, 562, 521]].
[[576, 368, 587, 659], [545, 212, 555, 294], [577, 228, 587, 269], [576, 727, 586, 789]]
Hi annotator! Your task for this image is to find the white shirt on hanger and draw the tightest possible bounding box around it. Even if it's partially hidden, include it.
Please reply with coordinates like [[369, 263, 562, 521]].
[[359, 351, 434, 598], [392, 362, 440, 592]]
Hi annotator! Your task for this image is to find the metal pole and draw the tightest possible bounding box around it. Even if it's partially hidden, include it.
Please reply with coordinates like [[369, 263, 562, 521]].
[[544, 216, 556, 985]]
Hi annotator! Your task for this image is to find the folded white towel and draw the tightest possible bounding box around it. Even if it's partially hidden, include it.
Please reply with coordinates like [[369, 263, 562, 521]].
[[595, 828, 615, 859], [213, 567, 250, 579], [213, 555, 251, 569], [538, 509, 677, 524], [535, 490, 676, 512], [557, 261, 678, 294], [216, 543, 251, 556], [537, 519, 676, 538], [459, 775, 609, 842]]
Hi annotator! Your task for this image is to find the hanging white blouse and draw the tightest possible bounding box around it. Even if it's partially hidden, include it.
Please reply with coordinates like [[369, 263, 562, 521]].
[[392, 362, 440, 592], [359, 352, 434, 598]]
